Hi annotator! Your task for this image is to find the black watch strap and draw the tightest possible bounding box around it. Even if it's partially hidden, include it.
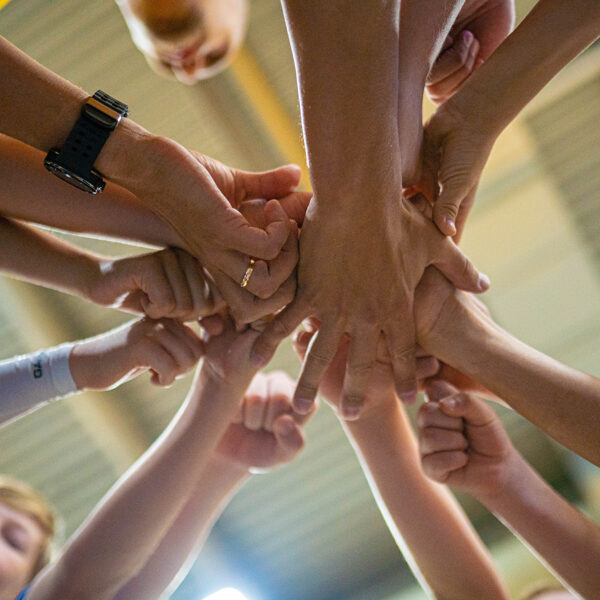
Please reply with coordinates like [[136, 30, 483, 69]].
[[51, 90, 128, 179]]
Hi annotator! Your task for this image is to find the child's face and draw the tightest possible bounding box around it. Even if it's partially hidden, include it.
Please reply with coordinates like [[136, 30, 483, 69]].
[[139, 0, 249, 83], [0, 503, 43, 596]]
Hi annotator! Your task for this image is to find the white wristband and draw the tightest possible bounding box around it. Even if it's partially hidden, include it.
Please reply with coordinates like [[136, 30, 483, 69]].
[[0, 342, 78, 426]]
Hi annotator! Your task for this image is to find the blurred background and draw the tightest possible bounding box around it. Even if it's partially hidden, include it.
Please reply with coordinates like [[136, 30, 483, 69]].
[[1, 1, 599, 598]]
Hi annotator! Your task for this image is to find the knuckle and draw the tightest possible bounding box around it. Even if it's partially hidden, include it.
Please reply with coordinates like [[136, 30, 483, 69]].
[[390, 346, 414, 364]]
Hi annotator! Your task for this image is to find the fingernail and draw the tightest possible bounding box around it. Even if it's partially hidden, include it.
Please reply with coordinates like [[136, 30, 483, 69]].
[[443, 216, 456, 236], [442, 397, 457, 410], [461, 30, 473, 44], [478, 273, 491, 291], [343, 406, 361, 420], [294, 397, 313, 414], [251, 351, 267, 368], [400, 391, 418, 405]]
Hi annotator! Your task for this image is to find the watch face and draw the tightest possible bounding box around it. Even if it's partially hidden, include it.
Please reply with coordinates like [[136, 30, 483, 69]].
[[44, 160, 104, 194]]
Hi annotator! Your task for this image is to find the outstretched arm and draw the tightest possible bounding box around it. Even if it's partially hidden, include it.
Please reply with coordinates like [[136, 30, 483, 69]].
[[415, 269, 600, 466], [418, 384, 600, 598], [114, 371, 311, 600], [293, 329, 508, 600], [28, 321, 263, 600]]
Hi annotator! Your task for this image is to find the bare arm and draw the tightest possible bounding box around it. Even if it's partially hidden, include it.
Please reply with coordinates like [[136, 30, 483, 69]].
[[0, 134, 181, 248], [293, 330, 508, 600], [415, 269, 600, 466], [28, 323, 262, 600], [418, 386, 600, 599]]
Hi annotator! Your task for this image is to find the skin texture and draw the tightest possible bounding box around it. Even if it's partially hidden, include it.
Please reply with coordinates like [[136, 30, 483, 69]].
[[417, 0, 600, 238], [418, 383, 600, 599], [292, 328, 508, 600], [117, 0, 249, 83], [413, 268, 600, 467], [252, 0, 489, 423], [0, 504, 44, 600], [0, 36, 300, 323]]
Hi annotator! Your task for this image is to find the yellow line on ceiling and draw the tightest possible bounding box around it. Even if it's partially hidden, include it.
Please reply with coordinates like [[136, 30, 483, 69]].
[[231, 46, 311, 191]]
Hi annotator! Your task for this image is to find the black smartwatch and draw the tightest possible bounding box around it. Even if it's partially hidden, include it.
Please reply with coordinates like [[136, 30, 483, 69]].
[[44, 90, 129, 194]]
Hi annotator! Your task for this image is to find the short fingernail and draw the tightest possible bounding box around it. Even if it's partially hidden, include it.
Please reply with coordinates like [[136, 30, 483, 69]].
[[251, 351, 267, 368], [461, 30, 473, 44], [478, 273, 491, 291], [343, 406, 361, 420], [294, 397, 313, 414], [400, 391, 418, 405], [443, 216, 457, 236], [442, 397, 457, 410]]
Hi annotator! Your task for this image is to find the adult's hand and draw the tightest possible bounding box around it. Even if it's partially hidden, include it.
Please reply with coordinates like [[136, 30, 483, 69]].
[[113, 137, 301, 324], [426, 0, 515, 104], [253, 195, 490, 420]]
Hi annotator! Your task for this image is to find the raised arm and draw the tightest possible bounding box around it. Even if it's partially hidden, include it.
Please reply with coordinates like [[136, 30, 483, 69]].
[[293, 329, 508, 600], [418, 383, 600, 598], [27, 321, 263, 600], [114, 370, 311, 600], [0, 35, 301, 323], [415, 268, 600, 466], [253, 0, 488, 421], [420, 0, 600, 237]]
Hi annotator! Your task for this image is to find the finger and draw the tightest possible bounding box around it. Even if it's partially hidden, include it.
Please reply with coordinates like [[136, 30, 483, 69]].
[[273, 414, 305, 460], [292, 328, 314, 362], [177, 251, 216, 319], [428, 229, 490, 293], [158, 250, 195, 318], [417, 401, 464, 431], [453, 187, 478, 244], [384, 316, 417, 404], [421, 451, 468, 483], [427, 36, 480, 104], [416, 356, 440, 380], [137, 343, 178, 387], [251, 298, 309, 368], [424, 379, 460, 402], [200, 314, 225, 336], [161, 319, 205, 361], [439, 393, 496, 428], [236, 164, 302, 200], [419, 426, 468, 455], [279, 192, 312, 225], [130, 256, 176, 319], [244, 394, 267, 431], [152, 323, 199, 374], [294, 324, 342, 414], [225, 201, 291, 261], [341, 329, 379, 420]]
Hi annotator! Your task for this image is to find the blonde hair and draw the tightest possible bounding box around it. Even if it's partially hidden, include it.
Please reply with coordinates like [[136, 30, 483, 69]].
[[0, 475, 56, 579]]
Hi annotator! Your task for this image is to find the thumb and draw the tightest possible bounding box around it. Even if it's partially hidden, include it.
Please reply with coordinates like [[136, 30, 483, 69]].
[[273, 414, 305, 458], [425, 379, 459, 402], [237, 164, 302, 200], [227, 201, 290, 260], [439, 392, 495, 427], [431, 235, 490, 293], [279, 191, 312, 225], [432, 181, 466, 237]]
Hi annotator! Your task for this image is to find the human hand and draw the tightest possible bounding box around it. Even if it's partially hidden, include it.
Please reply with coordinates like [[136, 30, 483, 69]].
[[253, 196, 489, 420], [125, 138, 301, 323], [213, 370, 313, 473], [69, 317, 204, 390], [292, 324, 439, 419], [417, 380, 517, 501], [88, 247, 222, 321]]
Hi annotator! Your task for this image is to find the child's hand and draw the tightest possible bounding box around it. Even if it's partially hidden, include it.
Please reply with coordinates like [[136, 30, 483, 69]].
[[417, 381, 517, 500], [214, 371, 314, 473], [88, 248, 222, 321], [292, 322, 439, 420], [70, 318, 204, 390]]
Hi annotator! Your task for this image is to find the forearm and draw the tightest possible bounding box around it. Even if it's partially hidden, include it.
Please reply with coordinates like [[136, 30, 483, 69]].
[[114, 455, 249, 600], [345, 401, 507, 600], [480, 453, 600, 599], [0, 217, 100, 298], [426, 297, 600, 466], [281, 0, 402, 200], [449, 0, 600, 136], [0, 135, 182, 248], [30, 369, 242, 600]]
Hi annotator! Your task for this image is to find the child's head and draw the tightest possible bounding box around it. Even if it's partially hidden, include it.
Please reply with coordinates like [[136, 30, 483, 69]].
[[125, 0, 249, 82], [0, 476, 56, 596]]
